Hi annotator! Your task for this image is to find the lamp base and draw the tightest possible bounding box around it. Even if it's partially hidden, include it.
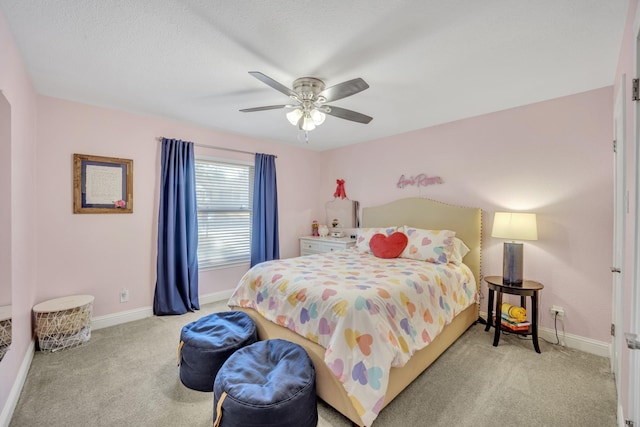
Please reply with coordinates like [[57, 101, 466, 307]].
[[503, 242, 523, 285]]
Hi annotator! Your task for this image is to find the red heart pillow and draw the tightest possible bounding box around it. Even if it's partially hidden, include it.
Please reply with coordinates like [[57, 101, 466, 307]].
[[369, 232, 409, 259]]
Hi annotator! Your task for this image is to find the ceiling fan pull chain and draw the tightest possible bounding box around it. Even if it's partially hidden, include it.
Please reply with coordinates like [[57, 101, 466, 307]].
[[296, 130, 310, 144]]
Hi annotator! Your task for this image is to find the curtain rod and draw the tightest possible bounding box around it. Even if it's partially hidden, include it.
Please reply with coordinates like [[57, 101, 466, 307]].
[[156, 137, 277, 158]]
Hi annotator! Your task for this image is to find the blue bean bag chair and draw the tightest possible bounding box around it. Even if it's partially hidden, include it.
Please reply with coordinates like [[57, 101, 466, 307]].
[[213, 339, 317, 427], [179, 311, 257, 392]]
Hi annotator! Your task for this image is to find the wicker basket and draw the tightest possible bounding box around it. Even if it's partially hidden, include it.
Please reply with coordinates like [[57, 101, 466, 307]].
[[0, 318, 11, 347], [35, 305, 91, 336], [33, 296, 93, 352]]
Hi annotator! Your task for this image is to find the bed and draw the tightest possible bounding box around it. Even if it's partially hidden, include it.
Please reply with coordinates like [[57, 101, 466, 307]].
[[228, 198, 482, 426]]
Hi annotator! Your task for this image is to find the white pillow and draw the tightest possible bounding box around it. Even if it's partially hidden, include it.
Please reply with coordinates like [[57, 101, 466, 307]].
[[400, 227, 456, 264]]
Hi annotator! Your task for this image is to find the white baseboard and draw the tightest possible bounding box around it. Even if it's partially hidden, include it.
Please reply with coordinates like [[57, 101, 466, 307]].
[[91, 306, 153, 331], [91, 290, 233, 331], [199, 289, 234, 306], [538, 327, 610, 357], [618, 403, 625, 427], [0, 340, 35, 427], [478, 311, 609, 358]]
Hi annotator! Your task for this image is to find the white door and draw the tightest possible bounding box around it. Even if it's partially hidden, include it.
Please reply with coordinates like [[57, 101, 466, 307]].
[[631, 7, 640, 424], [612, 77, 625, 405]]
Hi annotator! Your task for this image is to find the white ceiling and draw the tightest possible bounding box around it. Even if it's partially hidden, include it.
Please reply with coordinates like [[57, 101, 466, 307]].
[[0, 0, 629, 151]]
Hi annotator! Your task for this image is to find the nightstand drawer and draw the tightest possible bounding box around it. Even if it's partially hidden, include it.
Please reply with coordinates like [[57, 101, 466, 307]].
[[300, 240, 328, 254], [299, 236, 356, 256]]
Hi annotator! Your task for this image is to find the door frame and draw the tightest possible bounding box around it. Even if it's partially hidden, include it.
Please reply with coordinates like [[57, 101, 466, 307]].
[[612, 76, 625, 407]]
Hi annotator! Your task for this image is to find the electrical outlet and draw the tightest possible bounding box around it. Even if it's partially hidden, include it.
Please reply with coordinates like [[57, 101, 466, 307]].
[[550, 305, 564, 319], [120, 288, 129, 303]]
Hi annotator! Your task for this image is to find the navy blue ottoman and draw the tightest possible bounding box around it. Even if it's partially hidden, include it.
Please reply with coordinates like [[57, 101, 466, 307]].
[[179, 311, 257, 392], [213, 339, 317, 427]]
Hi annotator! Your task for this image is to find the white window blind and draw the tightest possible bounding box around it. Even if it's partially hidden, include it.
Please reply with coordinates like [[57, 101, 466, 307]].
[[195, 158, 254, 269]]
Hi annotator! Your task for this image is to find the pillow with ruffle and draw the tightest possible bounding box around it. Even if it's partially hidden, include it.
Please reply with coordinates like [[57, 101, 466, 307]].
[[400, 227, 456, 264], [355, 227, 398, 253]]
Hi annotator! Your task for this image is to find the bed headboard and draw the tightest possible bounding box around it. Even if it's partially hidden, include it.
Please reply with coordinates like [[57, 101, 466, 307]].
[[361, 198, 482, 284]]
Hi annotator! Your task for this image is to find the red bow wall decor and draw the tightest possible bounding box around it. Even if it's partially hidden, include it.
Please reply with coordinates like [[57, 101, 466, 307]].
[[334, 179, 347, 199]]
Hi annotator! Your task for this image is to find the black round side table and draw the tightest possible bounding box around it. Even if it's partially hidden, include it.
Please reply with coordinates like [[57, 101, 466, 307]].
[[484, 275, 544, 353]]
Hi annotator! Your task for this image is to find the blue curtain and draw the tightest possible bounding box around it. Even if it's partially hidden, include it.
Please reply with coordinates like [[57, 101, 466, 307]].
[[251, 153, 279, 266], [153, 138, 200, 315]]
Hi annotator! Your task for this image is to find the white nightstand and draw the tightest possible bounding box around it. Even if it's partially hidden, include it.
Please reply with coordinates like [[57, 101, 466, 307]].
[[299, 236, 356, 256]]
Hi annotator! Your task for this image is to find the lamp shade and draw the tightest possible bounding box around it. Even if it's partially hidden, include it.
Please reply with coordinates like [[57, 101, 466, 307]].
[[310, 109, 325, 125], [301, 113, 316, 131], [491, 212, 538, 241], [286, 108, 303, 126]]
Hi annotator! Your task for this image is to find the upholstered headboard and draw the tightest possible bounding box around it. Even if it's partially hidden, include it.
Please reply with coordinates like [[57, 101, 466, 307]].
[[361, 198, 482, 284]]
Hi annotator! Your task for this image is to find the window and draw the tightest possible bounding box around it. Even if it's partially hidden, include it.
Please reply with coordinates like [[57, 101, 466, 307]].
[[195, 158, 254, 269]]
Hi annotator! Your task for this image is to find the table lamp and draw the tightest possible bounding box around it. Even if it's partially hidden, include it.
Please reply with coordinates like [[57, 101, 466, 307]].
[[491, 212, 538, 284]]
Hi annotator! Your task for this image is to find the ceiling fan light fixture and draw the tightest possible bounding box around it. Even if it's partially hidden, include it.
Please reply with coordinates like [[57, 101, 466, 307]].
[[310, 109, 326, 126], [301, 112, 316, 131], [287, 107, 324, 131], [286, 108, 303, 126]]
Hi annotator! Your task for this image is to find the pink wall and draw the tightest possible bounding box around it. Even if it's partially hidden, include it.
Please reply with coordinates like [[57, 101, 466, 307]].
[[35, 96, 322, 317], [0, 12, 39, 418], [319, 87, 614, 342]]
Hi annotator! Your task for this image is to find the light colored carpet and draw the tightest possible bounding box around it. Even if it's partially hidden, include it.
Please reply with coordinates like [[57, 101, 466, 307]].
[[10, 301, 617, 427]]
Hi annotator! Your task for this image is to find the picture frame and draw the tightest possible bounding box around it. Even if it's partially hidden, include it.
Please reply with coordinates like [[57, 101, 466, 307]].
[[73, 153, 133, 214]]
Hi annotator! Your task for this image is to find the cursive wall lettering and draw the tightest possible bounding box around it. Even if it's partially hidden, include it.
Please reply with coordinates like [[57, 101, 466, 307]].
[[397, 173, 444, 189]]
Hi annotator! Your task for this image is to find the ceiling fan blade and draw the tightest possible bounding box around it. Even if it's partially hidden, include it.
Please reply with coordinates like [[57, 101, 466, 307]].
[[240, 105, 288, 112], [323, 105, 373, 124], [248, 71, 297, 98], [318, 78, 369, 102]]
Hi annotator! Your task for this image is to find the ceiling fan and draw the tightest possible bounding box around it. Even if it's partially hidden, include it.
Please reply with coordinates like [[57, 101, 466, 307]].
[[240, 71, 373, 132]]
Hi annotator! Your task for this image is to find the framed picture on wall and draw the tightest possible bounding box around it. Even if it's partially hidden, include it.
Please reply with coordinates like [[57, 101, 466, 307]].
[[73, 153, 133, 214]]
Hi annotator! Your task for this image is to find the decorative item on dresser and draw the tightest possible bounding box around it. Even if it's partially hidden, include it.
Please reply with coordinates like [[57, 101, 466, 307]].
[[298, 236, 356, 256], [318, 224, 329, 237], [325, 183, 359, 230]]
